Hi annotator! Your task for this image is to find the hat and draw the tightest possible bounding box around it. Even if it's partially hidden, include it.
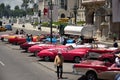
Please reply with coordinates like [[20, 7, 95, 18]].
[[58, 50, 62, 54], [116, 54, 120, 57]]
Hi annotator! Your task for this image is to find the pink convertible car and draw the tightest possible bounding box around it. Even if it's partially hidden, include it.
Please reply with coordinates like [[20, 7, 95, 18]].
[[37, 47, 90, 63], [28, 44, 62, 56], [73, 60, 120, 80]]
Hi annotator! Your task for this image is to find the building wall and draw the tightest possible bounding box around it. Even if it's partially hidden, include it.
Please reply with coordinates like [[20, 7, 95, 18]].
[[37, 0, 86, 23]]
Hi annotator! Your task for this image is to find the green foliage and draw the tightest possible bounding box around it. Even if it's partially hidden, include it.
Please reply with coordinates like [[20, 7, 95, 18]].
[[41, 22, 49, 27], [77, 21, 86, 25], [0, 2, 34, 18], [33, 22, 39, 26], [41, 22, 68, 28]]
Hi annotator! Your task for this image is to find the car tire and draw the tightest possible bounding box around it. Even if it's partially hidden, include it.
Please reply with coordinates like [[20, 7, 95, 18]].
[[86, 71, 97, 80], [34, 51, 39, 57], [74, 57, 81, 63], [1, 37, 4, 41], [44, 56, 50, 61], [115, 74, 120, 80]]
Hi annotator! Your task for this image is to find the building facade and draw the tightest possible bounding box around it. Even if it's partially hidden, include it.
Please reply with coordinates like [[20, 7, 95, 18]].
[[37, 0, 120, 40], [37, 0, 85, 23]]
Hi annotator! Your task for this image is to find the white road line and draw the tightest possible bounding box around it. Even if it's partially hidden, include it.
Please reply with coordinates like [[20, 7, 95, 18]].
[[0, 61, 5, 66]]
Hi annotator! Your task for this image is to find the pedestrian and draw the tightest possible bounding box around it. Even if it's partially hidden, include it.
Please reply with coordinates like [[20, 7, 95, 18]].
[[15, 29, 19, 34], [59, 35, 64, 44], [20, 29, 25, 34], [63, 37, 67, 45], [115, 54, 120, 67], [30, 34, 33, 41], [26, 34, 31, 42], [113, 39, 118, 48], [54, 50, 64, 79], [38, 25, 41, 30]]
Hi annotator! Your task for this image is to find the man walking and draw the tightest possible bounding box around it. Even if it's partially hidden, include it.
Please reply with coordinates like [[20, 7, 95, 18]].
[[54, 50, 64, 79]]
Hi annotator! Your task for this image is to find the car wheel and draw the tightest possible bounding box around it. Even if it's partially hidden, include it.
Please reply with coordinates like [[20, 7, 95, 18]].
[[44, 56, 50, 61], [115, 74, 120, 80], [1, 37, 4, 41], [74, 57, 81, 63], [86, 71, 97, 80], [34, 51, 39, 57]]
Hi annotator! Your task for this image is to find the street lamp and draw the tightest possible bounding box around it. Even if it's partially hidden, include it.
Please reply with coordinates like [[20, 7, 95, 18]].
[[73, 0, 78, 25], [48, 0, 53, 43], [73, 5, 78, 25]]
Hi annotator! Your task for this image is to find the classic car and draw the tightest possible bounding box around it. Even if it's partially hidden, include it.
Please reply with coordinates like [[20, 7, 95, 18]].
[[0, 34, 10, 41], [73, 60, 120, 80], [8, 35, 26, 44], [66, 43, 108, 49], [4, 24, 12, 30], [0, 26, 7, 31], [28, 44, 60, 56], [8, 35, 39, 45], [0, 33, 22, 42], [37, 47, 90, 63], [84, 47, 119, 63], [20, 41, 42, 51]]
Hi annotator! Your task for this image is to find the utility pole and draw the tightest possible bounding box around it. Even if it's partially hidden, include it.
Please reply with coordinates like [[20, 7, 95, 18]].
[[48, 0, 53, 43], [38, 10, 41, 30], [73, 0, 78, 25]]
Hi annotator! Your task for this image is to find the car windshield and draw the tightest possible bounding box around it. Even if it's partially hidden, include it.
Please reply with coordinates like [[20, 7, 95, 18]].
[[113, 50, 120, 56], [66, 46, 74, 50], [83, 51, 101, 60]]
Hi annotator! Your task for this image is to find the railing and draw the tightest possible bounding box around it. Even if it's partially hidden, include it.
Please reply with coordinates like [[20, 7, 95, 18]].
[[82, 0, 105, 4]]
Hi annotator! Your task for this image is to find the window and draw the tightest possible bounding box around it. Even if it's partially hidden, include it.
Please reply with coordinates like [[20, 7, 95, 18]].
[[60, 0, 67, 10]]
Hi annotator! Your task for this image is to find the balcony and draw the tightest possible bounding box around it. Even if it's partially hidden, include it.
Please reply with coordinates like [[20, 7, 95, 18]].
[[81, 0, 105, 6]]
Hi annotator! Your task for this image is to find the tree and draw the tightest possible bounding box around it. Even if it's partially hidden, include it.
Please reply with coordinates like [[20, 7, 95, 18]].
[[21, 0, 30, 10], [14, 6, 20, 10], [0, 3, 5, 18]]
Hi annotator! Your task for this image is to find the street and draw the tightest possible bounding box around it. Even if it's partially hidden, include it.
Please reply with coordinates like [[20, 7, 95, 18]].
[[0, 41, 57, 80]]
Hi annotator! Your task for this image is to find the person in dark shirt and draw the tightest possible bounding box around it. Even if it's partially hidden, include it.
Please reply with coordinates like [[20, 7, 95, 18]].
[[113, 39, 118, 48], [15, 29, 19, 34]]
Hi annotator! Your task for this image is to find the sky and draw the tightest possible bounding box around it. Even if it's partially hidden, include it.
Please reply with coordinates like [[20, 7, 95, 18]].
[[0, 0, 23, 9]]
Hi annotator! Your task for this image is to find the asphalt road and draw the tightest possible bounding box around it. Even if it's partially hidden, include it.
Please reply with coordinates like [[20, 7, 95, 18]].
[[0, 41, 58, 80]]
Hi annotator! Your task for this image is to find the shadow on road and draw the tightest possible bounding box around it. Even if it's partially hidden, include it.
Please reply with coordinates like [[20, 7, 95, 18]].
[[77, 75, 87, 80]]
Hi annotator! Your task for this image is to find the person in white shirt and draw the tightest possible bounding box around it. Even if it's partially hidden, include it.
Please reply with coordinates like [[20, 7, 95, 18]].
[[59, 36, 64, 44], [115, 54, 120, 67]]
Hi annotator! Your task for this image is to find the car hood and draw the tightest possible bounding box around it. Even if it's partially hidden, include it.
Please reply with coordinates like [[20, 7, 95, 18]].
[[69, 48, 89, 53], [74, 60, 105, 67]]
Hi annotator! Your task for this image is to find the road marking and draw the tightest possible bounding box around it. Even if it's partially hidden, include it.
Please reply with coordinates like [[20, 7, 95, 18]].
[[0, 61, 5, 66]]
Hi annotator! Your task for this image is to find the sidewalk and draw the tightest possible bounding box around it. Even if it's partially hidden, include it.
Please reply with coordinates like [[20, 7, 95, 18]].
[[13, 23, 58, 33]]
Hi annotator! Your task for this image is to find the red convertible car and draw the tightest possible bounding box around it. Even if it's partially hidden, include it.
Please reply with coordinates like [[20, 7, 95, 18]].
[[37, 47, 90, 63], [0, 33, 17, 41], [20, 41, 42, 51], [84, 47, 119, 63], [8, 35, 39, 45], [73, 60, 120, 80], [28, 44, 60, 56]]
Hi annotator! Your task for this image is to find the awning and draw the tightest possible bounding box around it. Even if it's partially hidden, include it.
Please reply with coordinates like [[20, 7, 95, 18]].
[[64, 25, 84, 35]]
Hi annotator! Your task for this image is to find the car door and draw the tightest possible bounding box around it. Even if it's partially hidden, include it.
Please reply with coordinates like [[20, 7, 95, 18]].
[[88, 52, 101, 60]]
